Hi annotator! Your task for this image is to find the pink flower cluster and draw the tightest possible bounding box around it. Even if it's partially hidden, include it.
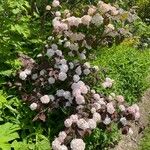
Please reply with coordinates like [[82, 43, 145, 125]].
[[52, 90, 140, 149]]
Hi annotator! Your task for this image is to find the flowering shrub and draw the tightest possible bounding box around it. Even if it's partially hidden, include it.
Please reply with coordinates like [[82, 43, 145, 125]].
[[14, 0, 141, 149]]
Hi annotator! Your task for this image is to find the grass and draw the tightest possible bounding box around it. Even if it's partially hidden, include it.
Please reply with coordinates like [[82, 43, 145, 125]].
[[92, 45, 150, 104]]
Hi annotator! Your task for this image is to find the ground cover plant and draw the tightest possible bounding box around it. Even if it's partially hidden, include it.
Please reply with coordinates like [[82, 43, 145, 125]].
[[92, 45, 150, 104], [0, 0, 150, 150]]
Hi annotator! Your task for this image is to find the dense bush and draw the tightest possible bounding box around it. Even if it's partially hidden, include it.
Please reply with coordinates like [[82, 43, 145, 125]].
[[11, 1, 142, 149]]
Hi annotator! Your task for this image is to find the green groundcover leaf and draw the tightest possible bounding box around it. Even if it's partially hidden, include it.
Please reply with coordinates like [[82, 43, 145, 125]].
[[0, 123, 20, 150]]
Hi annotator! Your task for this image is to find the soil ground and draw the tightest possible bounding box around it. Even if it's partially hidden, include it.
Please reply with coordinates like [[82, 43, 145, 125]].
[[110, 89, 150, 150]]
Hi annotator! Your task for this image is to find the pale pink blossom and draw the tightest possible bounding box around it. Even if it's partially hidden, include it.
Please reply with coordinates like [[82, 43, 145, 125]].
[[107, 102, 115, 114], [52, 0, 60, 7], [81, 15, 92, 26], [88, 6, 97, 16], [88, 119, 97, 129], [77, 119, 89, 130], [40, 95, 50, 104], [75, 95, 85, 105], [64, 118, 72, 128], [93, 112, 101, 123], [70, 139, 85, 150]]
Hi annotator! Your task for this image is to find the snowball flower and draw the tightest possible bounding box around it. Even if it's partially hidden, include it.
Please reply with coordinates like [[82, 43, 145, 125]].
[[77, 119, 89, 130], [88, 119, 97, 129], [56, 50, 63, 56], [56, 89, 65, 97], [58, 39, 63, 45], [103, 116, 111, 125], [60, 64, 69, 73], [69, 43, 79, 51], [30, 103, 37, 111], [66, 16, 81, 27], [120, 117, 127, 126], [75, 95, 85, 105], [91, 107, 96, 114], [97, 1, 112, 13], [52, 138, 61, 150], [51, 44, 58, 50], [93, 112, 101, 123], [64, 41, 71, 47], [52, 0, 60, 7], [40, 95, 50, 104], [55, 11, 61, 17], [75, 66, 82, 75], [48, 77, 55, 84], [93, 102, 101, 110], [19, 71, 27, 80], [58, 131, 67, 142], [70, 114, 78, 123], [116, 95, 124, 103], [63, 91, 71, 100], [69, 62, 74, 69], [47, 49, 55, 57], [79, 53, 86, 60], [31, 73, 38, 80], [97, 99, 106, 105], [83, 62, 90, 68], [107, 102, 115, 114], [91, 13, 104, 26], [70, 139, 85, 150], [60, 59, 67, 64], [91, 89, 96, 94], [93, 94, 101, 101], [24, 69, 31, 75], [107, 24, 115, 30], [73, 75, 80, 82], [46, 5, 51, 11], [40, 69, 46, 76], [59, 145, 68, 150], [88, 6, 96, 16], [72, 89, 81, 97], [93, 65, 99, 71], [119, 105, 126, 112], [81, 15, 92, 26], [83, 69, 90, 75], [58, 72, 67, 81], [102, 78, 114, 88], [64, 118, 72, 128], [49, 95, 55, 101]]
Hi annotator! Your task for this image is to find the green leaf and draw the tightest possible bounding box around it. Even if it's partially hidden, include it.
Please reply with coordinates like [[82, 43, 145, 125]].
[[0, 123, 20, 150]]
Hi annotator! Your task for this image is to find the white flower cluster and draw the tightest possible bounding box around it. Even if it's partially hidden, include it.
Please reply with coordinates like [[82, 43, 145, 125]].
[[71, 81, 88, 105], [19, 69, 31, 80], [70, 139, 85, 150], [102, 77, 114, 88]]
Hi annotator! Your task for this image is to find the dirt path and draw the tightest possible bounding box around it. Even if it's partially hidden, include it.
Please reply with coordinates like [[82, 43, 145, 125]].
[[110, 89, 150, 150]]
